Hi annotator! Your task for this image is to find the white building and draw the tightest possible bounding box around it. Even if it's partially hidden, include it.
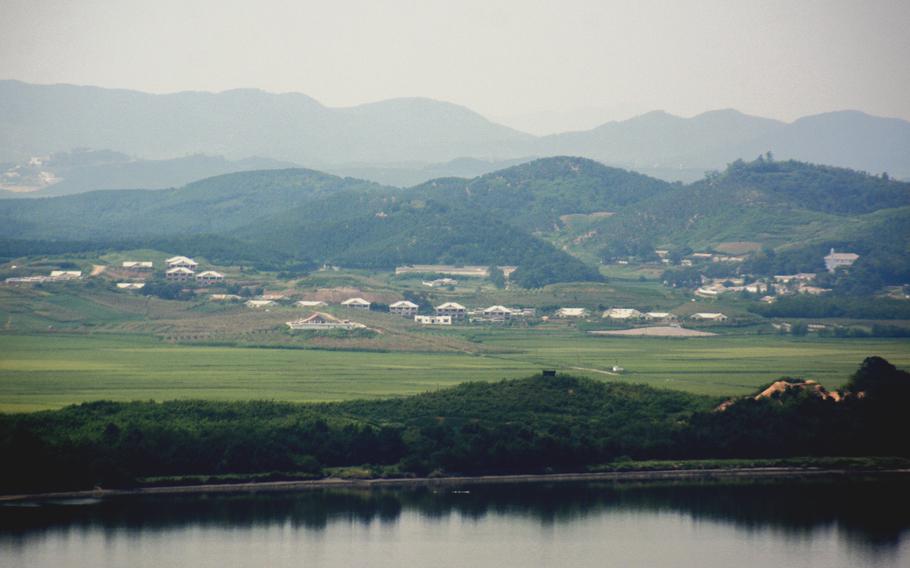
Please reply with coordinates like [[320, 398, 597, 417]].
[[341, 297, 371, 310], [481, 305, 514, 322], [603, 308, 643, 320], [165, 267, 194, 282], [389, 300, 419, 317], [245, 299, 274, 308], [296, 300, 328, 307], [644, 312, 676, 321], [415, 315, 452, 325], [165, 256, 198, 270], [435, 302, 467, 320], [49, 270, 82, 280], [689, 312, 728, 322], [122, 261, 153, 272], [556, 307, 589, 318], [824, 249, 859, 272], [195, 271, 224, 285], [116, 282, 145, 290], [286, 312, 364, 331]]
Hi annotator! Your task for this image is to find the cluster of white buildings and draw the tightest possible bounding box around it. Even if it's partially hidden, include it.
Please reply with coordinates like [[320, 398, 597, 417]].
[[601, 307, 727, 323], [162, 256, 225, 285]]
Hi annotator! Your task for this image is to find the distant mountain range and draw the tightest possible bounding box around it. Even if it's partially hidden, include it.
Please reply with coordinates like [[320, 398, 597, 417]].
[[2, 80, 909, 186], [0, 149, 296, 198]]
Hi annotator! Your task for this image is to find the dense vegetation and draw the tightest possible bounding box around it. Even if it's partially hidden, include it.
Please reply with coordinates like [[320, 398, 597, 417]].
[[1, 357, 907, 494], [749, 296, 910, 320], [410, 157, 671, 232]]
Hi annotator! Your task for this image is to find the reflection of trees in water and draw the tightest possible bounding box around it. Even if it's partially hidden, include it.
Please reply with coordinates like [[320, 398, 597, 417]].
[[2, 476, 908, 553]]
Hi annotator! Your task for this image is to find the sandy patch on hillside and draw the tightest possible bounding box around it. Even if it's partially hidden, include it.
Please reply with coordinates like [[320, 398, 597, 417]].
[[590, 326, 716, 337], [714, 241, 762, 254]]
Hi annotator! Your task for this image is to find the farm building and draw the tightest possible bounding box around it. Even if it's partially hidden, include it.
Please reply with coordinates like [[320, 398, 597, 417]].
[[389, 300, 419, 317], [824, 249, 859, 272], [435, 302, 467, 320], [49, 270, 82, 280], [286, 312, 364, 331], [690, 312, 728, 322], [556, 307, 589, 318], [245, 299, 274, 308], [166, 256, 198, 270], [341, 297, 371, 310], [211, 294, 243, 301], [165, 267, 194, 282], [603, 308, 643, 320], [115, 282, 145, 290], [415, 315, 452, 325], [122, 261, 153, 272], [481, 305, 514, 322], [644, 312, 676, 321], [195, 271, 224, 284], [296, 300, 328, 307]]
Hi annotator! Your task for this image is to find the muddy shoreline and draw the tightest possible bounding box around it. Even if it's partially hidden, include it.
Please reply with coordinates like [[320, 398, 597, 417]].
[[3, 467, 908, 504]]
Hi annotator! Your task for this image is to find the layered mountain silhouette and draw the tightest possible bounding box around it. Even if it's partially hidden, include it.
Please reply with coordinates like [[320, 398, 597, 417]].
[[2, 80, 909, 184]]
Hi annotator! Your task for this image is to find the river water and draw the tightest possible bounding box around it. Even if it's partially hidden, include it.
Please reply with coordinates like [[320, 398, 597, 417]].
[[2, 476, 909, 567]]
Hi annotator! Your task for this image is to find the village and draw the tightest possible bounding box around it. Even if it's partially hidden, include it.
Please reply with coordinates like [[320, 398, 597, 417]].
[[217, 247, 863, 335], [0, 245, 878, 342]]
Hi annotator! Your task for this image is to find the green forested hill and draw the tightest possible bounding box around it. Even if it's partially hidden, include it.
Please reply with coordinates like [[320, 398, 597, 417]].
[[410, 157, 671, 232], [572, 158, 910, 253], [0, 168, 387, 240], [1, 156, 907, 287]]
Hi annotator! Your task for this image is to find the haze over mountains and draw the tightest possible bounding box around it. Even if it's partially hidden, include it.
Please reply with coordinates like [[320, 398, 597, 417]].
[[2, 80, 909, 192]]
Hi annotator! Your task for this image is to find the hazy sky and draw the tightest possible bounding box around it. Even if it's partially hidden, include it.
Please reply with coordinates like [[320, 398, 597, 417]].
[[2, 0, 908, 133]]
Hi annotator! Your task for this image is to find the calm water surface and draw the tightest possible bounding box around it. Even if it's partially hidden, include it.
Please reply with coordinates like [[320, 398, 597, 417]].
[[2, 476, 909, 567]]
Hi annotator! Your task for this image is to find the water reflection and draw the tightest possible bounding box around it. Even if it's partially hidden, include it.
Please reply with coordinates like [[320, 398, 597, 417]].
[[1, 475, 908, 566]]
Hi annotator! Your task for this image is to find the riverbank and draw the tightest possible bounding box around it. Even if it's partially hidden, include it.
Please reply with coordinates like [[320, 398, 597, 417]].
[[4, 465, 909, 504]]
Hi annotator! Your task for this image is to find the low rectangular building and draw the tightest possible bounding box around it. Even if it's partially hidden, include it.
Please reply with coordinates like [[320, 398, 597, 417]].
[[689, 312, 728, 322], [603, 308, 643, 320], [415, 315, 452, 325], [122, 261, 153, 272]]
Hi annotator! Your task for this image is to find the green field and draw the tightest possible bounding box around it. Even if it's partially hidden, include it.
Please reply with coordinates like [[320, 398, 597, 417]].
[[2, 331, 908, 412]]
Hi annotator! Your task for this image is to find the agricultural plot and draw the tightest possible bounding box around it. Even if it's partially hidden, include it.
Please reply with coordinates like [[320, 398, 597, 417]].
[[1, 331, 908, 412]]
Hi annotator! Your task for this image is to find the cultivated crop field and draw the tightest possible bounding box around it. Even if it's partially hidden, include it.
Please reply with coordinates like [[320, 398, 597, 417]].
[[1, 331, 908, 412]]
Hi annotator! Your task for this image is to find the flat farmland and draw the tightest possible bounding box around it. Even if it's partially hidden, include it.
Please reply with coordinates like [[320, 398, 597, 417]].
[[1, 331, 908, 412]]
